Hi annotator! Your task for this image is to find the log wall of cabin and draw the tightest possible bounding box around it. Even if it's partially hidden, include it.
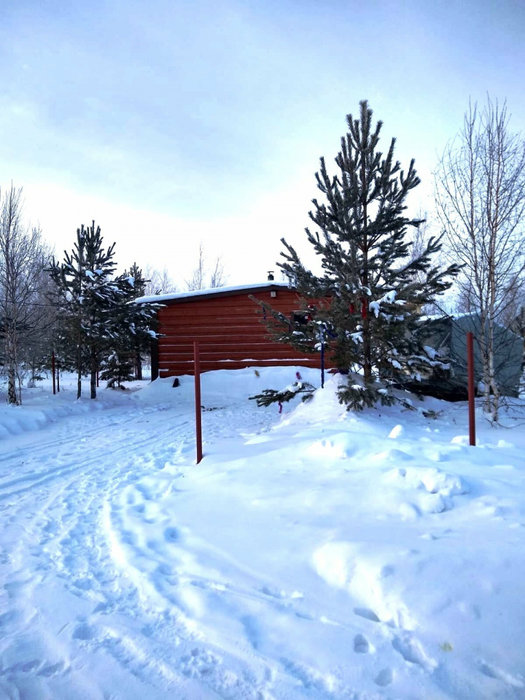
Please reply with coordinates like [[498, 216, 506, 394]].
[[156, 289, 322, 376]]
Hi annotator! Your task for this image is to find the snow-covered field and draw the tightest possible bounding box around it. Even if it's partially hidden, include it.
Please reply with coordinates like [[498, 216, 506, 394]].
[[1, 367, 524, 699]]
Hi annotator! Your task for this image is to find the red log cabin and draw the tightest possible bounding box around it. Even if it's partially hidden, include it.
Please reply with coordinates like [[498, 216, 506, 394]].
[[136, 282, 322, 379]]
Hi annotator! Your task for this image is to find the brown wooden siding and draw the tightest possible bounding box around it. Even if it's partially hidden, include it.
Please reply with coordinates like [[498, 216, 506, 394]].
[[155, 287, 322, 377]]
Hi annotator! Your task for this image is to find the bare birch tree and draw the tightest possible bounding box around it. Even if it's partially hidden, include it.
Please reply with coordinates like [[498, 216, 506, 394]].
[[142, 266, 178, 296], [185, 242, 206, 291], [185, 242, 226, 291], [0, 185, 50, 404], [209, 255, 226, 289], [435, 98, 525, 420]]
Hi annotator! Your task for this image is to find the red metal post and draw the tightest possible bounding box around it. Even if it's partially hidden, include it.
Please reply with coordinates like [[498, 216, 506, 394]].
[[467, 332, 476, 446], [52, 351, 56, 395], [194, 341, 203, 464]]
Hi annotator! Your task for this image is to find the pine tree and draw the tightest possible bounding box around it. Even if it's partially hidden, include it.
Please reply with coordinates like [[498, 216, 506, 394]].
[[270, 101, 460, 409], [249, 371, 316, 407], [48, 222, 125, 399]]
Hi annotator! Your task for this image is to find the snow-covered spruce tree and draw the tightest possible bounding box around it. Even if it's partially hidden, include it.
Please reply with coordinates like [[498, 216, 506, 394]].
[[269, 101, 460, 409], [48, 222, 125, 399], [99, 263, 159, 387], [99, 349, 134, 389], [122, 263, 156, 381]]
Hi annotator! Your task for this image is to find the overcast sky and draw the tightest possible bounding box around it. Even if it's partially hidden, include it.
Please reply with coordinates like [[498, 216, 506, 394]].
[[1, 0, 524, 286]]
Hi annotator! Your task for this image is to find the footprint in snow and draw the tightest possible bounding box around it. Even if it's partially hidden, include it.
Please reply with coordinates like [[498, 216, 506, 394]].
[[42, 519, 59, 535], [380, 564, 395, 578], [392, 633, 437, 671], [261, 585, 280, 598], [180, 647, 220, 679], [136, 484, 153, 501], [281, 658, 340, 694], [242, 615, 262, 650], [156, 562, 174, 576], [353, 634, 370, 653], [164, 526, 180, 542], [121, 530, 137, 545], [375, 667, 393, 686], [479, 661, 525, 688], [72, 577, 93, 591], [37, 660, 68, 677], [6, 658, 41, 673], [354, 607, 381, 623], [72, 621, 96, 641]]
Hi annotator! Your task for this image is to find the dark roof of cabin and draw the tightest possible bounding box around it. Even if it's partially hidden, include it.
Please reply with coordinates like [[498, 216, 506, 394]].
[[134, 281, 292, 305]]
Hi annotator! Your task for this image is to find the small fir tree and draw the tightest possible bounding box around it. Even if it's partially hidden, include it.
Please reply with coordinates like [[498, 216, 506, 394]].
[[265, 101, 460, 409], [99, 350, 134, 388]]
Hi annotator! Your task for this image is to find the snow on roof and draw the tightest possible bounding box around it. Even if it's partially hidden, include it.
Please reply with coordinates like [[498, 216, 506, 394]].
[[420, 312, 477, 323], [134, 281, 292, 304]]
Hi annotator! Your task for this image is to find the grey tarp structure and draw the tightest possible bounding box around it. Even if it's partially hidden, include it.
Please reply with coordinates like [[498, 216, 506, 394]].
[[415, 313, 523, 400]]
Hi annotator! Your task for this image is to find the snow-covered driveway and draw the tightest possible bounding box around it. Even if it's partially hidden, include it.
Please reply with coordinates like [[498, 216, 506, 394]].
[[0, 375, 281, 698], [1, 368, 525, 699]]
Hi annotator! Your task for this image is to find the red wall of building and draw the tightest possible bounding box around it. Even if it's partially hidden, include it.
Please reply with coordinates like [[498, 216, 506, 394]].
[[154, 286, 322, 377]]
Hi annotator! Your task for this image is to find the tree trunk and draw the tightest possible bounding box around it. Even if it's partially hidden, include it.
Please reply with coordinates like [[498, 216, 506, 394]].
[[487, 355, 500, 422], [7, 366, 18, 405], [362, 303, 372, 385], [90, 350, 97, 399], [361, 153, 372, 387], [76, 345, 82, 399], [135, 350, 142, 380], [476, 316, 492, 414], [6, 326, 20, 405], [486, 314, 500, 422]]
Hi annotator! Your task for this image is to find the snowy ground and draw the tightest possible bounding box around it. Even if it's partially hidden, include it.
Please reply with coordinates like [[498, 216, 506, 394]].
[[0, 367, 524, 699]]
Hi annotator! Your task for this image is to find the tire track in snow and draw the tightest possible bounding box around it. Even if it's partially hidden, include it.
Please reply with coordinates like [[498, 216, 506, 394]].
[[0, 405, 199, 696], [1, 401, 279, 698], [0, 405, 186, 498]]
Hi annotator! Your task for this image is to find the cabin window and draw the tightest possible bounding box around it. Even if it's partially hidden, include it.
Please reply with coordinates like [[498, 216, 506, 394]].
[[292, 311, 309, 326]]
